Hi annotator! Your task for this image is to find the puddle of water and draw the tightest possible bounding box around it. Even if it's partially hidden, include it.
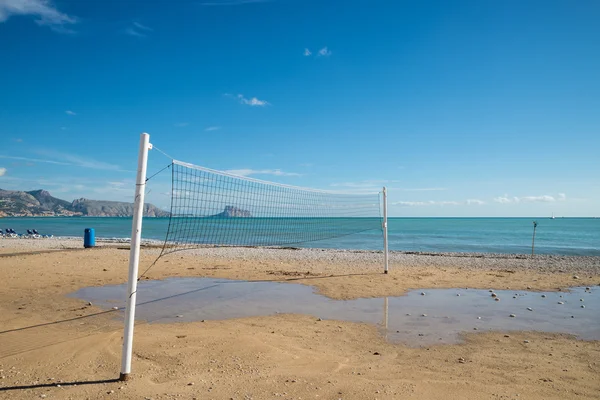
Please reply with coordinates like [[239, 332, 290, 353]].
[[70, 278, 599, 346]]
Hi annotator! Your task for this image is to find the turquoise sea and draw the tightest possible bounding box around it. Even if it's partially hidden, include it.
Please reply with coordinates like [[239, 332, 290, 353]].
[[1, 217, 599, 256]]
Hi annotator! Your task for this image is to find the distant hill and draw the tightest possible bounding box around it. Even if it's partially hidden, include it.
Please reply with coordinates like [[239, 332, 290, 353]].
[[0, 189, 169, 217], [71, 198, 169, 217], [27, 190, 72, 211], [210, 206, 252, 218]]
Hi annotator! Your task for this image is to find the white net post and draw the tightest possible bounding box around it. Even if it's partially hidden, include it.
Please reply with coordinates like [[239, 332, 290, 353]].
[[383, 186, 389, 274], [120, 133, 151, 381]]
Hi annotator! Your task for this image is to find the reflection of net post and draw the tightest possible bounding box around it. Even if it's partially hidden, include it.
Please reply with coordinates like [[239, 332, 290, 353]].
[[383, 187, 389, 274], [383, 296, 389, 331], [120, 133, 152, 382]]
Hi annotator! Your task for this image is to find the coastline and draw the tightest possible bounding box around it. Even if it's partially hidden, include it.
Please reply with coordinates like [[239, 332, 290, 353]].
[[0, 240, 599, 399], [2, 216, 599, 256], [2, 237, 599, 277]]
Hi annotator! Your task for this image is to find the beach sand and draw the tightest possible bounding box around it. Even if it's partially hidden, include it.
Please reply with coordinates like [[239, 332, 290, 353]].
[[0, 239, 599, 399]]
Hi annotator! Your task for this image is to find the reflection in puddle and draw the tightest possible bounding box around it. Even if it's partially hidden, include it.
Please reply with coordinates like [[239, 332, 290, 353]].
[[71, 278, 599, 345]]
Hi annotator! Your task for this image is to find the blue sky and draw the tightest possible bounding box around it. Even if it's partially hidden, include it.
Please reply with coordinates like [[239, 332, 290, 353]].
[[0, 0, 598, 216]]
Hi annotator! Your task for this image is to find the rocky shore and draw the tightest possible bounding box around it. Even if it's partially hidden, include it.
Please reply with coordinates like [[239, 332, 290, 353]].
[[2, 237, 599, 276]]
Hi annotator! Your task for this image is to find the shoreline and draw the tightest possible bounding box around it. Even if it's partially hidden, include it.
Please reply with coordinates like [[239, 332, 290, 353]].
[[1, 238, 599, 297], [2, 236, 600, 258]]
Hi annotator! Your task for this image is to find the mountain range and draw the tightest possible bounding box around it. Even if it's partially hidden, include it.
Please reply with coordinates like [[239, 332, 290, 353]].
[[0, 189, 169, 217]]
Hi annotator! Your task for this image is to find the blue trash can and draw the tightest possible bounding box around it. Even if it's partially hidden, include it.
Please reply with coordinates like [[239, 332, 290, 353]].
[[84, 228, 96, 248]]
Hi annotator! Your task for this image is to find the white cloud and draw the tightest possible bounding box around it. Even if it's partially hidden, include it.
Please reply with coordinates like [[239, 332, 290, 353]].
[[303, 48, 312, 56], [65, 110, 76, 115], [0, 167, 6, 176], [0, 151, 130, 172], [37, 150, 124, 171], [317, 47, 332, 57], [0, 0, 77, 32], [125, 21, 152, 38], [92, 180, 134, 195], [330, 180, 400, 194], [521, 195, 556, 203], [133, 22, 151, 31], [493, 194, 566, 204], [393, 201, 435, 207], [125, 27, 144, 37], [332, 180, 400, 188], [174, 122, 189, 127], [224, 168, 301, 177], [205, 126, 221, 131], [466, 199, 486, 205], [401, 187, 446, 192], [493, 195, 518, 204], [0, 155, 71, 166], [237, 94, 270, 106], [331, 181, 445, 192], [393, 199, 482, 207]]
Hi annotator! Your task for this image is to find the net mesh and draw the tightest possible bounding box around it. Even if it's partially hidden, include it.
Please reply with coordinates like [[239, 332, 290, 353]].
[[160, 160, 382, 254]]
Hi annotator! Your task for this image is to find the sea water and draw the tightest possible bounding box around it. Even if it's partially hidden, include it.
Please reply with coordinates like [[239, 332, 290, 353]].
[[2, 217, 599, 256]]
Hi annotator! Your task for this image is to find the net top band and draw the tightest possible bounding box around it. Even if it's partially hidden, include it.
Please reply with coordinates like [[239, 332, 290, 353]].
[[173, 159, 380, 196]]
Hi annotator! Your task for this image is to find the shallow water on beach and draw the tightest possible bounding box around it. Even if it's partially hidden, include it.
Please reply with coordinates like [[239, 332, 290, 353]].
[[71, 279, 599, 346]]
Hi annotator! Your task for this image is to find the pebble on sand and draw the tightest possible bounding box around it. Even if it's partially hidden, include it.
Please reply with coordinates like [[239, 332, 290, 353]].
[[573, 275, 580, 279], [524, 340, 530, 343]]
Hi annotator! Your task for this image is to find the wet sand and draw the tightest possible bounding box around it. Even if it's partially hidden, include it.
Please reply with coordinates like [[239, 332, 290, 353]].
[[0, 240, 599, 399]]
